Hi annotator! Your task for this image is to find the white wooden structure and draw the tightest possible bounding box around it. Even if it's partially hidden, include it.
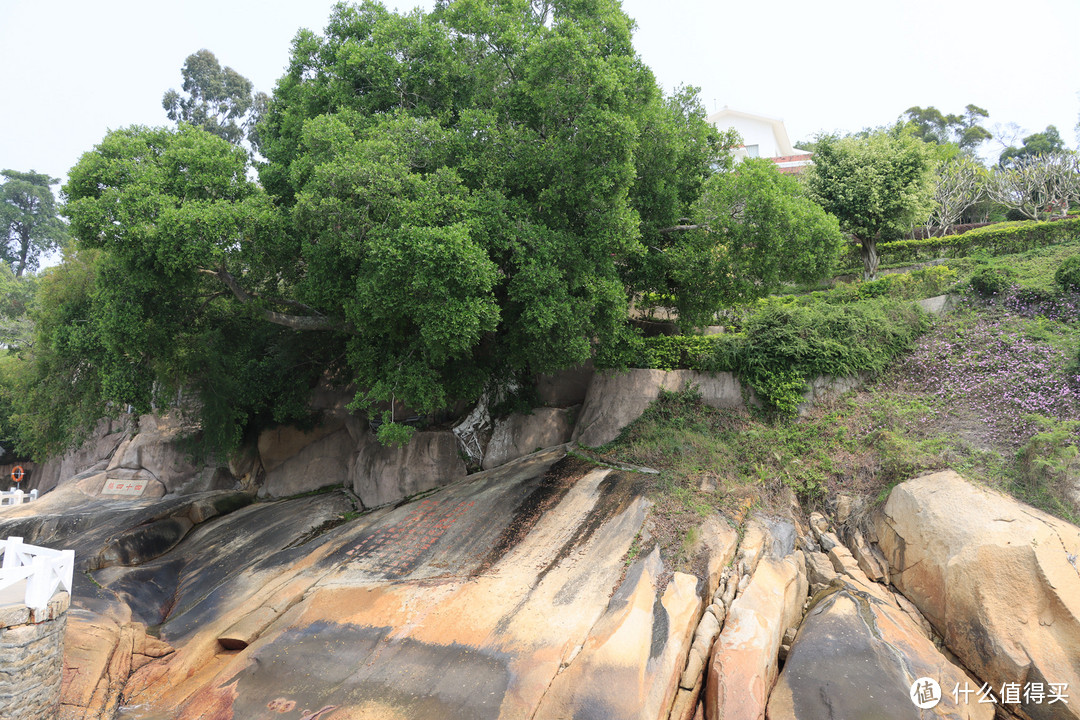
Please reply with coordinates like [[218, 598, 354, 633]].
[[0, 489, 38, 506], [0, 537, 74, 611]]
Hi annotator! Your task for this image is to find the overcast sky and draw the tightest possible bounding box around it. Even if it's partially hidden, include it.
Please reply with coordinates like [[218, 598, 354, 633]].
[[2, 0, 1079, 188]]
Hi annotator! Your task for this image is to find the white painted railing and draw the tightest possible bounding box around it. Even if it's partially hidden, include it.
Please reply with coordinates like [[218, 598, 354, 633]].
[[0, 537, 74, 611], [0, 489, 38, 506]]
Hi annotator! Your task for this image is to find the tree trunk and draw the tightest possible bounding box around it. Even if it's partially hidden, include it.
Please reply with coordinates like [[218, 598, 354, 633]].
[[14, 228, 30, 278], [860, 238, 879, 281]]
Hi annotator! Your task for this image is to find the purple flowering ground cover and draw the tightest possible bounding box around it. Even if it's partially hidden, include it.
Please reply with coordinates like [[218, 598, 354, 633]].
[[891, 294, 1080, 449]]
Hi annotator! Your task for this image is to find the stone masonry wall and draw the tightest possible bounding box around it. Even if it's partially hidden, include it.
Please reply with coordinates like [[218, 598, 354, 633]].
[[0, 592, 69, 720]]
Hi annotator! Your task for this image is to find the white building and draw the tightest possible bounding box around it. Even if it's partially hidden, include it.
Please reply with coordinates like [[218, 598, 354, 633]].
[[706, 107, 813, 174]]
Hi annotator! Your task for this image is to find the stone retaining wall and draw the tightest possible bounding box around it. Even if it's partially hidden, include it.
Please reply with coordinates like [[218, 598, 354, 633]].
[[0, 592, 69, 720]]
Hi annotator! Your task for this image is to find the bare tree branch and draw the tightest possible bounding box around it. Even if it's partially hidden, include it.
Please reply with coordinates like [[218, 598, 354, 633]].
[[198, 267, 347, 332], [658, 224, 703, 234]]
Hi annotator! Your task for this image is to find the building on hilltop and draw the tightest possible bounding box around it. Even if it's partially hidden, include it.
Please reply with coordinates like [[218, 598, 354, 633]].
[[707, 107, 813, 174]]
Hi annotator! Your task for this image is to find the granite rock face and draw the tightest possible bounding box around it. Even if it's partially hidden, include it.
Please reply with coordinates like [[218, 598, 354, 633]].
[[704, 519, 807, 720], [874, 471, 1080, 720], [767, 580, 991, 720], [349, 430, 466, 508], [481, 406, 576, 470]]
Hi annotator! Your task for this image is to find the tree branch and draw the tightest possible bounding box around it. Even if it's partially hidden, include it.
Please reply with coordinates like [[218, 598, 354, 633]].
[[658, 224, 703, 234], [198, 267, 347, 332]]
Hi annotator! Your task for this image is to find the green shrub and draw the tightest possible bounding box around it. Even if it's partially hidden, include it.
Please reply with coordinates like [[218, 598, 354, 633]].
[[845, 218, 1080, 268], [610, 299, 930, 414], [764, 265, 956, 309], [1016, 414, 1080, 496], [1054, 255, 1080, 292], [639, 335, 720, 371], [969, 266, 1016, 296]]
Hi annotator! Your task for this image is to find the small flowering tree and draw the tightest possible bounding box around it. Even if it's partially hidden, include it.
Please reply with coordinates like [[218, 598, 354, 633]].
[[925, 155, 985, 235], [986, 153, 1080, 220]]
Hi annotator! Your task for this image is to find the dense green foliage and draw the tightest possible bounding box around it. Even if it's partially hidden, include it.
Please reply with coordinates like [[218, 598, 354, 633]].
[[668, 159, 843, 326], [766, 265, 957, 307], [1054, 255, 1080, 292], [612, 299, 930, 413], [15, 0, 849, 458], [999, 125, 1066, 167], [162, 49, 265, 148], [969, 266, 1016, 296], [0, 170, 66, 277], [807, 128, 934, 280], [859, 217, 1080, 267], [628, 155, 844, 326]]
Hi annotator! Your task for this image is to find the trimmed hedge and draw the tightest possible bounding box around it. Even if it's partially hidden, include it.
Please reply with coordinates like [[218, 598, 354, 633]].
[[841, 217, 1080, 269], [764, 265, 956, 308]]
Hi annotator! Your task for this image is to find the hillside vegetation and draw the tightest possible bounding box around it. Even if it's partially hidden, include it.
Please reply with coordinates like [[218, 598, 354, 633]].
[[590, 236, 1080, 568]]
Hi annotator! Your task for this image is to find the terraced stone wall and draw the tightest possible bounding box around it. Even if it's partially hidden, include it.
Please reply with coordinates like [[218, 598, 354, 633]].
[[0, 592, 69, 720]]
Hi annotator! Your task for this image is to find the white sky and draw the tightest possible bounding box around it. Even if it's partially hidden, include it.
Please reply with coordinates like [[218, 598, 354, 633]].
[[2, 0, 1079, 188]]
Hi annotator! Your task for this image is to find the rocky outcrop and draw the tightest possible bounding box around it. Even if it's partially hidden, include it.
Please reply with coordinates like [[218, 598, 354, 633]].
[[34, 418, 131, 494], [259, 425, 354, 498], [536, 362, 594, 407], [874, 471, 1080, 720], [796, 372, 870, 417], [349, 430, 466, 508], [704, 518, 807, 720], [481, 406, 576, 470], [106, 415, 232, 495], [573, 369, 745, 447], [767, 578, 993, 720], [60, 618, 173, 720], [534, 549, 703, 719]]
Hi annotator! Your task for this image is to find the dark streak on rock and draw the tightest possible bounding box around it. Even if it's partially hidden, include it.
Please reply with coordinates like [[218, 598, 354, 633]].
[[472, 456, 594, 576]]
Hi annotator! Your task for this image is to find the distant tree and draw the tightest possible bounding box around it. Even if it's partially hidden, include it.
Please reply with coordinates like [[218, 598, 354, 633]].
[[807, 128, 934, 280], [986, 153, 1080, 220], [0, 170, 66, 277], [162, 49, 266, 148], [903, 104, 992, 153], [0, 262, 36, 350], [999, 125, 1066, 167]]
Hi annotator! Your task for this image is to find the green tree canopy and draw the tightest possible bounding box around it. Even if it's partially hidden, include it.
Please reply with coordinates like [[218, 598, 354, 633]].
[[999, 125, 1066, 167], [37, 0, 845, 457], [807, 128, 934, 280], [0, 170, 66, 277], [902, 104, 991, 153], [163, 49, 266, 148], [654, 159, 843, 326]]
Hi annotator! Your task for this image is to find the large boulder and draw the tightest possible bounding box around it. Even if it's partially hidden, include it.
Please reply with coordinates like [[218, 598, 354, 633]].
[[536, 362, 594, 407], [257, 421, 346, 475], [259, 427, 355, 498], [767, 578, 992, 720], [875, 471, 1080, 720], [704, 519, 807, 720], [107, 415, 232, 495], [36, 418, 132, 493], [349, 430, 466, 508], [481, 407, 576, 470]]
